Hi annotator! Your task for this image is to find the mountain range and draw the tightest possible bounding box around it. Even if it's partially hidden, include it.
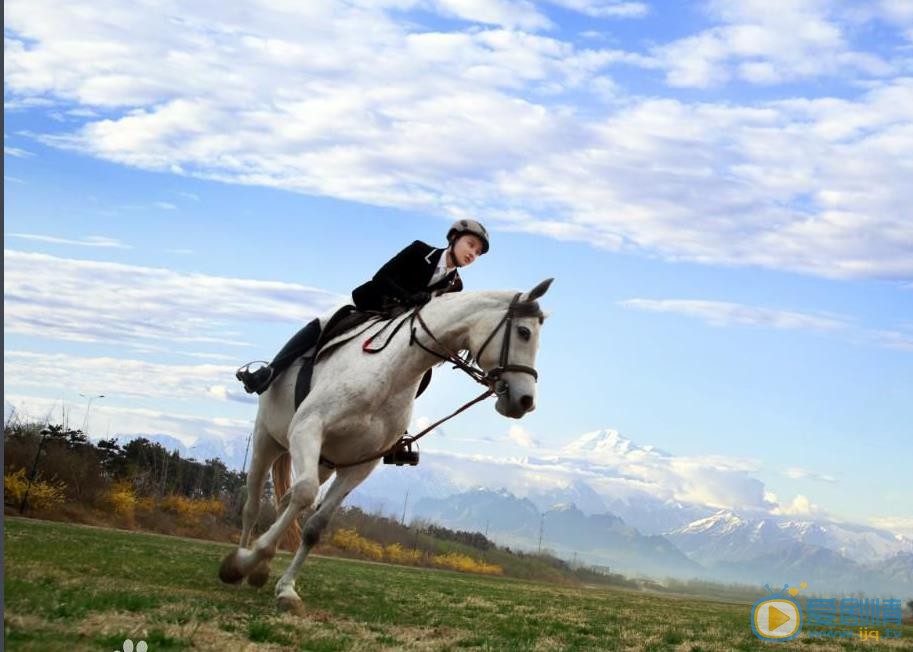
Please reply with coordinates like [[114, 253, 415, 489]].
[[117, 428, 912, 595]]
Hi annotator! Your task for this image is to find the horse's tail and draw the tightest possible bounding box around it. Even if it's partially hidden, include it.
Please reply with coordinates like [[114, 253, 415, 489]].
[[271, 451, 302, 551]]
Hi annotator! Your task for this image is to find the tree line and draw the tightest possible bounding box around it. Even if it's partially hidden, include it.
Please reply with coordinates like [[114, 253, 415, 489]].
[[4, 420, 246, 515]]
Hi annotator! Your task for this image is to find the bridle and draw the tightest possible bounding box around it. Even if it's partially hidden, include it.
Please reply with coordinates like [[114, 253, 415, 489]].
[[320, 293, 539, 470], [411, 292, 538, 393]]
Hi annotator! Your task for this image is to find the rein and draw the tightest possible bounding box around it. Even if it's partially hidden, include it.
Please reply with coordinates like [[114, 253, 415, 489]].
[[319, 293, 537, 470]]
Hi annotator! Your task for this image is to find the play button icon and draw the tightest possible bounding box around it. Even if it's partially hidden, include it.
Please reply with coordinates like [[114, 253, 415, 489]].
[[768, 605, 791, 631], [753, 599, 801, 640]]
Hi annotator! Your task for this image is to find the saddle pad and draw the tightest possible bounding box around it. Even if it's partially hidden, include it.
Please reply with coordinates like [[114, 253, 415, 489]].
[[294, 307, 430, 409], [294, 307, 392, 409]]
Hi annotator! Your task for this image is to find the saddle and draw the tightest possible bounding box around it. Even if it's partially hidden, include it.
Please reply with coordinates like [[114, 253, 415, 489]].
[[293, 305, 433, 409]]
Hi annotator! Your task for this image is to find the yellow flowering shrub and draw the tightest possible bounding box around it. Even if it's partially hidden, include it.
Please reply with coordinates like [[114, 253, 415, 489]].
[[4, 468, 67, 510], [135, 496, 157, 512], [160, 495, 225, 521], [431, 552, 503, 576], [384, 543, 423, 565], [326, 528, 501, 575], [105, 481, 137, 518], [330, 528, 384, 561]]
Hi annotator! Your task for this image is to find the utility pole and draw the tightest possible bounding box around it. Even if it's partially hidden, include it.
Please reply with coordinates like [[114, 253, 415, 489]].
[[400, 489, 409, 526], [241, 431, 252, 474], [79, 393, 105, 434], [537, 513, 544, 554]]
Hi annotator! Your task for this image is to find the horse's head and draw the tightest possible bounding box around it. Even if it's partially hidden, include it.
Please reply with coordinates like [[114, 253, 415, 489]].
[[471, 278, 553, 419]]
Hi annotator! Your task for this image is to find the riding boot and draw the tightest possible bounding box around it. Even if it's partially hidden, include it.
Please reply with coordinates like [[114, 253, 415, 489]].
[[293, 354, 316, 408], [237, 318, 322, 394]]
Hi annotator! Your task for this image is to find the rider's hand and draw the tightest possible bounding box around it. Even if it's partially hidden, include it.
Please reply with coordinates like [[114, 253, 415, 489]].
[[410, 291, 432, 305]]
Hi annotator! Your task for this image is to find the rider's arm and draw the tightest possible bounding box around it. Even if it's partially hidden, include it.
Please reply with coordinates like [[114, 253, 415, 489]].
[[372, 240, 429, 302]]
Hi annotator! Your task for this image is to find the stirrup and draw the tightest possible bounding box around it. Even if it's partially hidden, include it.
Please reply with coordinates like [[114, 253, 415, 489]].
[[383, 436, 419, 466], [235, 361, 271, 394]]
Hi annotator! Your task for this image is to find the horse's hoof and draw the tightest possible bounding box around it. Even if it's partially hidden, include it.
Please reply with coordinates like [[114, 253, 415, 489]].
[[277, 595, 307, 617], [247, 561, 271, 588], [218, 551, 244, 584]]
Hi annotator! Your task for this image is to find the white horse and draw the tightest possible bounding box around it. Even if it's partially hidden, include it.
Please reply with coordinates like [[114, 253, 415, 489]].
[[219, 279, 553, 614]]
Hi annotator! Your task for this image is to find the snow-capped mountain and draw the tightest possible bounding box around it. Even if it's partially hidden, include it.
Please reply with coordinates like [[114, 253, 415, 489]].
[[600, 493, 715, 535], [561, 428, 669, 465], [526, 479, 609, 516], [668, 510, 913, 565], [667, 510, 913, 594], [412, 488, 702, 578]]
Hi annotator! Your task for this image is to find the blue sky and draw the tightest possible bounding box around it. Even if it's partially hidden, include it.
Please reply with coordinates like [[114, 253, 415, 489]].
[[4, 1, 912, 536]]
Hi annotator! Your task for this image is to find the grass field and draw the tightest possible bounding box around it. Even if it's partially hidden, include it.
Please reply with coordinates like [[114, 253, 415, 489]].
[[3, 517, 911, 651]]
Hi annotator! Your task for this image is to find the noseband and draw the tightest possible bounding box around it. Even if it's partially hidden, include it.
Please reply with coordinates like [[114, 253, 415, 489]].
[[472, 293, 539, 385]]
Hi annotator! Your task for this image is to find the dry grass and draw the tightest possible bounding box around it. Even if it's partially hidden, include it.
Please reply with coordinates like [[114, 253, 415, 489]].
[[4, 516, 911, 651]]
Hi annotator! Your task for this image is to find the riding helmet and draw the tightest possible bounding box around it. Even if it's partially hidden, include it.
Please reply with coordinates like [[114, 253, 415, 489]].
[[447, 219, 490, 254]]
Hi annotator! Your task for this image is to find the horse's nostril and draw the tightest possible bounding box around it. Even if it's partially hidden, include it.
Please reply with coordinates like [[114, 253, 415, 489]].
[[520, 395, 534, 410]]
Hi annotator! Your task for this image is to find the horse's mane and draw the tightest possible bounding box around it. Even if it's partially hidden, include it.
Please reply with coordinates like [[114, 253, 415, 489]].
[[439, 289, 545, 323]]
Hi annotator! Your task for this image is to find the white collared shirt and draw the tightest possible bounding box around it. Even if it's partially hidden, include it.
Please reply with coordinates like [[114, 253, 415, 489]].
[[427, 248, 456, 288]]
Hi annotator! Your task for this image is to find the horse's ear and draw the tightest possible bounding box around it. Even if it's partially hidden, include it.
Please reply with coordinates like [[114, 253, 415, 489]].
[[525, 278, 554, 302]]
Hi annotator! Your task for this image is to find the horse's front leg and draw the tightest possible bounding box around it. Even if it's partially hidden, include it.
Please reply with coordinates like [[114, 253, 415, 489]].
[[275, 462, 377, 615], [219, 423, 284, 585], [226, 416, 324, 583]]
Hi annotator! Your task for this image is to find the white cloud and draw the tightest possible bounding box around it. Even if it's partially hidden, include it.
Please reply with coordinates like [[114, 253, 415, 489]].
[[431, 0, 551, 30], [4, 350, 237, 402], [506, 424, 538, 447], [4, 2, 912, 282], [424, 429, 774, 513], [655, 0, 897, 88], [863, 328, 913, 352], [784, 466, 838, 484], [207, 384, 258, 404], [544, 1, 648, 18], [869, 516, 913, 539], [4, 145, 34, 157], [3, 249, 341, 346], [771, 493, 829, 517], [620, 299, 847, 331], [620, 298, 913, 352], [153, 201, 177, 210], [6, 233, 132, 248], [4, 392, 250, 447]]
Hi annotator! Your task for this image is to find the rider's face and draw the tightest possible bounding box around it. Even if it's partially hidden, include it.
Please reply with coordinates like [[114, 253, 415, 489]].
[[451, 234, 484, 267]]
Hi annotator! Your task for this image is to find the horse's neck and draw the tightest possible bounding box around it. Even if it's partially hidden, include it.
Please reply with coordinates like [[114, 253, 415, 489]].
[[389, 291, 504, 380]]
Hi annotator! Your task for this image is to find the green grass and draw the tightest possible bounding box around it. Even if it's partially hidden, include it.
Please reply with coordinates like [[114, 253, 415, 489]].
[[4, 517, 911, 651]]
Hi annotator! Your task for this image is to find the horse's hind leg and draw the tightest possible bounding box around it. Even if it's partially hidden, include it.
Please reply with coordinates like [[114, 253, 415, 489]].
[[219, 422, 283, 585], [243, 429, 287, 586], [275, 463, 376, 615], [242, 427, 285, 548]]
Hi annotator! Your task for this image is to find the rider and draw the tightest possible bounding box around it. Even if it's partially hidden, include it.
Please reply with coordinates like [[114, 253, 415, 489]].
[[236, 219, 490, 395]]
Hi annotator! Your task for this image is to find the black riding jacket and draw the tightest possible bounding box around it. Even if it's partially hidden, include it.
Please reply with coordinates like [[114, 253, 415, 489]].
[[351, 240, 463, 311]]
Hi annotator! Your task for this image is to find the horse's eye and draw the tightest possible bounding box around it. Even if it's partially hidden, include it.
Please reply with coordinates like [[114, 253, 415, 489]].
[[518, 326, 531, 341]]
